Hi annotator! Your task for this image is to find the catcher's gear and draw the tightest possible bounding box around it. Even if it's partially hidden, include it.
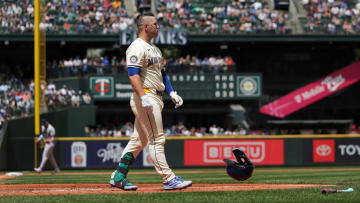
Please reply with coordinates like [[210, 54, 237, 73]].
[[223, 148, 254, 181]]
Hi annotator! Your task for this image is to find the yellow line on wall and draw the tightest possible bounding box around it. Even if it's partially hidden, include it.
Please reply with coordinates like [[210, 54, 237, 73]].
[[55, 134, 360, 141]]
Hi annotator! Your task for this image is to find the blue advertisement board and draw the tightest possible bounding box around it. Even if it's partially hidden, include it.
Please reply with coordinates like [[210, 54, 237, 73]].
[[63, 141, 144, 168]]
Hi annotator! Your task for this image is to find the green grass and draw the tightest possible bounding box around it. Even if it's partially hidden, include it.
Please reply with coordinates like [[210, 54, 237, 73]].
[[0, 166, 359, 203]]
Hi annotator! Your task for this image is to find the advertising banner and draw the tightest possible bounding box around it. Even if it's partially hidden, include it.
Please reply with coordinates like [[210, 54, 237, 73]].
[[335, 139, 360, 163], [312, 139, 335, 163], [184, 139, 284, 166], [64, 141, 143, 168], [71, 142, 87, 167], [89, 76, 114, 98], [260, 62, 360, 118]]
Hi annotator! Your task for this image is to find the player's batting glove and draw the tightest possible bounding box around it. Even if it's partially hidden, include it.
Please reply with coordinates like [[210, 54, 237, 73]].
[[170, 91, 183, 109], [141, 95, 153, 114]]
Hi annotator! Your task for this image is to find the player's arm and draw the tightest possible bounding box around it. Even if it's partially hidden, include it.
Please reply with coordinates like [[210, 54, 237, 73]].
[[127, 46, 146, 97], [161, 69, 183, 108], [128, 67, 153, 113], [127, 46, 152, 113], [36, 134, 43, 143], [128, 71, 145, 97]]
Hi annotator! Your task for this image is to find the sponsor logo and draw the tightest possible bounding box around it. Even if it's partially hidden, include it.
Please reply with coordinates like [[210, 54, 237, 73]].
[[97, 143, 124, 163], [294, 95, 302, 103], [203, 142, 265, 163], [316, 144, 332, 156], [321, 74, 345, 92], [115, 83, 133, 98], [71, 142, 87, 167], [292, 74, 345, 104], [129, 55, 138, 63], [338, 145, 360, 156], [236, 76, 261, 97], [115, 83, 132, 90], [90, 76, 114, 98], [294, 85, 326, 103], [313, 140, 335, 163], [239, 77, 257, 96], [75, 155, 83, 164]]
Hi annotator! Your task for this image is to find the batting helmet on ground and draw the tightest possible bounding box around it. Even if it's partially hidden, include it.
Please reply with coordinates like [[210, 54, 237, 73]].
[[223, 148, 254, 181]]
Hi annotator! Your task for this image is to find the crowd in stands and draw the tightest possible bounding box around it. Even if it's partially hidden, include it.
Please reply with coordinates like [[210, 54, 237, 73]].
[[302, 0, 360, 34], [3, 0, 360, 35], [44, 83, 92, 112], [0, 0, 292, 34], [47, 55, 236, 78], [85, 122, 135, 137], [85, 122, 248, 137], [0, 0, 135, 34], [156, 0, 292, 34], [85, 121, 360, 137], [0, 75, 31, 120], [0, 73, 92, 124]]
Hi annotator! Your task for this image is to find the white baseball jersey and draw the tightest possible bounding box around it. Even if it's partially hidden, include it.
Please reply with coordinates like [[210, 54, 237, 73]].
[[126, 38, 165, 91], [36, 123, 59, 172], [42, 124, 55, 143], [122, 37, 176, 183]]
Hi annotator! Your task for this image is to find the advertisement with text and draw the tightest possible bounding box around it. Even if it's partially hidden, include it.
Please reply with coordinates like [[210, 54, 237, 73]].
[[184, 139, 284, 166]]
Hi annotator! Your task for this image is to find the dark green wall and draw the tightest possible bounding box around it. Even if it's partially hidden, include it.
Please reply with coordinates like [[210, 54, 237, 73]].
[[50, 77, 89, 92], [5, 105, 96, 170], [0, 121, 7, 170], [165, 140, 184, 167]]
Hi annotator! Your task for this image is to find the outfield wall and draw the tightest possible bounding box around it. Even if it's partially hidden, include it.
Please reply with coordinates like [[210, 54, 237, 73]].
[[5, 106, 96, 170], [27, 135, 360, 171]]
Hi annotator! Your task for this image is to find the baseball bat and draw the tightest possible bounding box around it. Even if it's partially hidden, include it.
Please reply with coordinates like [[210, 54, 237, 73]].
[[321, 188, 354, 195]]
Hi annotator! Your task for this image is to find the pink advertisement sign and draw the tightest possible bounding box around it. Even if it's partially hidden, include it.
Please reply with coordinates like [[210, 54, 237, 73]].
[[260, 62, 360, 118]]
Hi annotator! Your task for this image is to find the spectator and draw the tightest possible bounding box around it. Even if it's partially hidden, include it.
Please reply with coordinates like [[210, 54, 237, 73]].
[[209, 124, 219, 135], [82, 92, 91, 104], [71, 93, 80, 107]]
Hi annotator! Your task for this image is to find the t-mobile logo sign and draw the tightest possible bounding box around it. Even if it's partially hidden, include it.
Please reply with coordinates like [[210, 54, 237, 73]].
[[204, 142, 265, 163]]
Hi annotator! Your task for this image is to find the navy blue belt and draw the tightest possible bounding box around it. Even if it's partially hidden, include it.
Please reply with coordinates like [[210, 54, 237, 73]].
[[156, 90, 163, 96]]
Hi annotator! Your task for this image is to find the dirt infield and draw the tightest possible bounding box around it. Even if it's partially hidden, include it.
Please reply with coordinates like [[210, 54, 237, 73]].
[[0, 168, 347, 196], [15, 167, 360, 176], [0, 183, 331, 196]]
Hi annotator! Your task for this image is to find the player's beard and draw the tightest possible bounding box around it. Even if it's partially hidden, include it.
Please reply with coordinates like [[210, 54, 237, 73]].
[[151, 29, 158, 38]]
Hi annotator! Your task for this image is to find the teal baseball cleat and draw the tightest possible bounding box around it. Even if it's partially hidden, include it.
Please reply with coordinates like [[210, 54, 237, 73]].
[[109, 170, 137, 191]]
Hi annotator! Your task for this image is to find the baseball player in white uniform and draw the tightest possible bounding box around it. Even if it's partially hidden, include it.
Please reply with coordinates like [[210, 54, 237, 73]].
[[34, 120, 60, 174], [109, 13, 192, 191]]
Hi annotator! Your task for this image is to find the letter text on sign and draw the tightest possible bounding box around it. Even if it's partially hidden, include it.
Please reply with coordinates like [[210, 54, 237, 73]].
[[184, 139, 283, 166]]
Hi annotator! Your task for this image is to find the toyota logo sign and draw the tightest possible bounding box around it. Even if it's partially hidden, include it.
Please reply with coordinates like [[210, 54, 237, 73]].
[[316, 144, 332, 156]]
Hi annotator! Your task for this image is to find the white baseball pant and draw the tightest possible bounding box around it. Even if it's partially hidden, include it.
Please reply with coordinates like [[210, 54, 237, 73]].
[[121, 92, 176, 183]]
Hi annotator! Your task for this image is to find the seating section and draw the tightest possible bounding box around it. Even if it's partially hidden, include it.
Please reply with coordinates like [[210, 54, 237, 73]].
[[156, 0, 292, 34], [0, 0, 134, 34], [1, 0, 359, 34], [0, 0, 292, 34], [301, 0, 360, 34]]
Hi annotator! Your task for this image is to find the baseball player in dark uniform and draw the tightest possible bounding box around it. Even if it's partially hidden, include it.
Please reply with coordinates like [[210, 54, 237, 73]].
[[34, 119, 60, 174], [109, 13, 192, 191]]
